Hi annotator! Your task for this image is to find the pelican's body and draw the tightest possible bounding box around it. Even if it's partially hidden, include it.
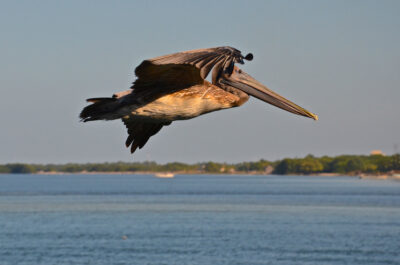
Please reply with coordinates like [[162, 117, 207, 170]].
[[80, 46, 317, 154], [115, 81, 247, 123]]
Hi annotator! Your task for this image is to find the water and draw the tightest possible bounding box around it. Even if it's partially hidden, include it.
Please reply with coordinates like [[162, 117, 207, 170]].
[[0, 174, 399, 265]]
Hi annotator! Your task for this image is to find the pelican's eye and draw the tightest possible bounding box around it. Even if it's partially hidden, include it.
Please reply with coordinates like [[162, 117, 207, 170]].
[[238, 69, 242, 74]]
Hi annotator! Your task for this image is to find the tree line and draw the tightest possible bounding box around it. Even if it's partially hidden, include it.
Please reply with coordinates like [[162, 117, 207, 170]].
[[0, 154, 399, 175]]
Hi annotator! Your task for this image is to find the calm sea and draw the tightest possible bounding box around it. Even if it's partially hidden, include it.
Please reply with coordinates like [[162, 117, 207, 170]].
[[0, 174, 399, 265]]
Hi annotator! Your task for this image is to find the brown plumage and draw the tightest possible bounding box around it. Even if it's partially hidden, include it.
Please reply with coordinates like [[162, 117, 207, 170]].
[[80, 46, 317, 155]]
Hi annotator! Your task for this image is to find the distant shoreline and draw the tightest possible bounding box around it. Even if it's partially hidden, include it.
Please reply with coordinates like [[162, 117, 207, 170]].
[[17, 171, 399, 180], [2, 171, 400, 181], [2, 154, 399, 177], [30, 171, 345, 176]]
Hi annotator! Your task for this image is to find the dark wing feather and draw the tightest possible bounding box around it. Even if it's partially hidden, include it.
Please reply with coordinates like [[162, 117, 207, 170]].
[[133, 63, 203, 90], [132, 46, 252, 89], [144, 46, 251, 79], [123, 118, 171, 154]]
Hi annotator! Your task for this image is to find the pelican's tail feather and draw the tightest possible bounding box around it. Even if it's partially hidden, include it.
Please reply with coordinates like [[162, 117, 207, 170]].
[[80, 97, 120, 122]]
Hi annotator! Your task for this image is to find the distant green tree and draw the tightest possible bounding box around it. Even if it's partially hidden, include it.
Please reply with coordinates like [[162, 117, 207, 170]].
[[377, 158, 393, 172], [163, 162, 184, 171], [330, 156, 350, 173], [392, 154, 400, 170], [234, 162, 250, 172], [297, 159, 323, 174], [318, 156, 334, 172], [364, 163, 378, 173], [7, 163, 37, 174], [0, 165, 11, 173], [250, 159, 271, 171], [273, 159, 297, 174], [345, 157, 365, 172], [204, 162, 222, 173]]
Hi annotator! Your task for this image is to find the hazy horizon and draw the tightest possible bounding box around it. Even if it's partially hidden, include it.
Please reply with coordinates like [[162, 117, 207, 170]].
[[1, 1, 399, 164]]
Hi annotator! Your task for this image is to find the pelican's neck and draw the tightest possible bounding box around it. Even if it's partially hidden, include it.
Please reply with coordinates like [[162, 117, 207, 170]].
[[211, 79, 249, 107]]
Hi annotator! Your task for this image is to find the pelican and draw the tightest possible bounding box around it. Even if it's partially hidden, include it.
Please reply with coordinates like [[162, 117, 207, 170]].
[[80, 46, 318, 154]]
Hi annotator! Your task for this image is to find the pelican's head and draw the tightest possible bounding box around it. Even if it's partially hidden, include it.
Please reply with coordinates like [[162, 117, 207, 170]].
[[217, 66, 318, 120]]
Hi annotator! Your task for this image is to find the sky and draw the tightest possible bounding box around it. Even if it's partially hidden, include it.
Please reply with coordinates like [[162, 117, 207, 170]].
[[1, 0, 399, 164]]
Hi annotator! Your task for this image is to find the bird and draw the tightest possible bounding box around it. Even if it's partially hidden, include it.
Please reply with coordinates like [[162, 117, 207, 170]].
[[80, 46, 318, 155]]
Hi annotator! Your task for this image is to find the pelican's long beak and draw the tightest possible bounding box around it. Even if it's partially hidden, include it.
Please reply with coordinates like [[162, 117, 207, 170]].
[[221, 70, 318, 120]]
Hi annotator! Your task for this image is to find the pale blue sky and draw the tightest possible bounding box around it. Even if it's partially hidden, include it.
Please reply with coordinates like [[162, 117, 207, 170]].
[[1, 0, 399, 163]]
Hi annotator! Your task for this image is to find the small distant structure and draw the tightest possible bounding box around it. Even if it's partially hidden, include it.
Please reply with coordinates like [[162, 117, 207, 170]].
[[370, 150, 385, 156], [154, 172, 175, 178], [264, 165, 274, 174], [228, 168, 236, 174]]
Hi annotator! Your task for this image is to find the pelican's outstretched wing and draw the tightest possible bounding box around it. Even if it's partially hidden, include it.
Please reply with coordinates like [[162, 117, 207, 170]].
[[139, 46, 253, 79], [131, 47, 253, 97]]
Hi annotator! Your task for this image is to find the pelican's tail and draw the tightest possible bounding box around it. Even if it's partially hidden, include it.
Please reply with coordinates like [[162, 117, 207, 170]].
[[80, 97, 121, 122]]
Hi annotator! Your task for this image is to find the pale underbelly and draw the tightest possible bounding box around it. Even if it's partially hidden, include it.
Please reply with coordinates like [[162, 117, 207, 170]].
[[128, 95, 232, 122]]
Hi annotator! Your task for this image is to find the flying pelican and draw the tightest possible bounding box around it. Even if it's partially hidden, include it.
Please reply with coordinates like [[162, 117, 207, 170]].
[[80, 46, 318, 154]]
